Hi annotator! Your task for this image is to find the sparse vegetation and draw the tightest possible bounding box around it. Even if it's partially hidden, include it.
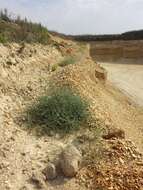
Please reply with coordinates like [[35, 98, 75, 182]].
[[0, 9, 50, 44], [59, 56, 76, 67], [0, 33, 7, 43], [51, 64, 58, 72], [27, 88, 88, 133]]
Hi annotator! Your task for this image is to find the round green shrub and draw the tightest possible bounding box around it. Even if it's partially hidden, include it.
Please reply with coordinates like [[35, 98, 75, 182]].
[[28, 88, 88, 132]]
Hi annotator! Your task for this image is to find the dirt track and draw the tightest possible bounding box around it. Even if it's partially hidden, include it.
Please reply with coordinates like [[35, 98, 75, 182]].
[[101, 61, 143, 107]]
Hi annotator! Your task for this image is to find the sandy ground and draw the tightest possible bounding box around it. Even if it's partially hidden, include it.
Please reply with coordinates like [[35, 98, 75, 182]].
[[0, 42, 88, 190], [0, 42, 143, 190], [100, 61, 143, 107]]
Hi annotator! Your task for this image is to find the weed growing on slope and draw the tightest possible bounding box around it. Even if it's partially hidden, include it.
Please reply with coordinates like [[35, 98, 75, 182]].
[[0, 33, 7, 43], [27, 88, 88, 133], [51, 64, 58, 72], [59, 56, 76, 67]]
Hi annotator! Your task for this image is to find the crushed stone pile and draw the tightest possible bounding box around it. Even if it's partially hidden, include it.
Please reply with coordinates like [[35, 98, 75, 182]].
[[77, 139, 143, 190]]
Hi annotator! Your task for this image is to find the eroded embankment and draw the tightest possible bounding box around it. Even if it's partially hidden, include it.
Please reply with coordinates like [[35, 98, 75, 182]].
[[50, 54, 143, 190], [0, 40, 85, 190], [0, 40, 142, 190], [90, 40, 143, 61], [89, 41, 143, 153]]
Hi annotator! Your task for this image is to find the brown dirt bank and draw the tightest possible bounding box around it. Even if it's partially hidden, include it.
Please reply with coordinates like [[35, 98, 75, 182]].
[[90, 40, 143, 61]]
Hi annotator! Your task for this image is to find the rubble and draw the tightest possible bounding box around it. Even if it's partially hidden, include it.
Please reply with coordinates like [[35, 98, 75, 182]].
[[95, 65, 107, 81], [60, 145, 82, 177], [77, 139, 143, 190], [43, 162, 57, 180], [102, 128, 125, 140]]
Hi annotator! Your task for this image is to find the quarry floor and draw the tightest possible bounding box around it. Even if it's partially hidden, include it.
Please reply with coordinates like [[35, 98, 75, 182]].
[[100, 60, 143, 107]]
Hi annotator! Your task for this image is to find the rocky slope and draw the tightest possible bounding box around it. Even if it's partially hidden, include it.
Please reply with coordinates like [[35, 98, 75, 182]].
[[0, 39, 142, 190]]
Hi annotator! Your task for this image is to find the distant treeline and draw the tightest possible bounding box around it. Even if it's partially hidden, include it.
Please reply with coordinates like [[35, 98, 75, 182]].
[[0, 9, 50, 44], [1, 8, 143, 44], [49, 30, 143, 42]]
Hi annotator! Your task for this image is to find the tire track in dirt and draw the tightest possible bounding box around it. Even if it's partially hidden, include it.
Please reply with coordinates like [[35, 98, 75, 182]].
[[100, 61, 143, 153], [101, 62, 143, 107]]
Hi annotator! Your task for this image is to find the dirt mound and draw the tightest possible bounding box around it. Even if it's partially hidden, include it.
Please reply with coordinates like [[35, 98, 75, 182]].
[[51, 53, 143, 189], [77, 139, 143, 190], [0, 40, 142, 190], [52, 54, 143, 151], [78, 163, 143, 190], [0, 41, 88, 190]]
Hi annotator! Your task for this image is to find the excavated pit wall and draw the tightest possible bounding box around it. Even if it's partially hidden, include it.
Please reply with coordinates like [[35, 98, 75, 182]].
[[90, 40, 143, 106], [90, 40, 143, 62]]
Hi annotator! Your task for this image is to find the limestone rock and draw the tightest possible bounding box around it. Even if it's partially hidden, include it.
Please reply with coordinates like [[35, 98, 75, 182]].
[[6, 57, 17, 66], [30, 172, 46, 189], [43, 163, 57, 180], [60, 145, 82, 177], [95, 65, 107, 81], [102, 128, 125, 140]]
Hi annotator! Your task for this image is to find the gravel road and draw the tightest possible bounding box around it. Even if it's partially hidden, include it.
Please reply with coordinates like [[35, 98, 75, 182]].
[[101, 60, 143, 107]]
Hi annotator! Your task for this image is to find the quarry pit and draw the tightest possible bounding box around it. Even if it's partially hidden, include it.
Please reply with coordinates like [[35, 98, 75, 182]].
[[90, 40, 143, 106]]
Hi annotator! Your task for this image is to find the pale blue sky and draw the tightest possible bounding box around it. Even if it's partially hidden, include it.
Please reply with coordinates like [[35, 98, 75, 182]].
[[0, 0, 143, 34]]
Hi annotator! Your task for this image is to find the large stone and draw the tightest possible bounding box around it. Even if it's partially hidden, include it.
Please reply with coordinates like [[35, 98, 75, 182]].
[[60, 145, 82, 177], [6, 58, 17, 66], [43, 163, 57, 180], [102, 128, 125, 140], [30, 172, 46, 189], [95, 66, 107, 81]]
